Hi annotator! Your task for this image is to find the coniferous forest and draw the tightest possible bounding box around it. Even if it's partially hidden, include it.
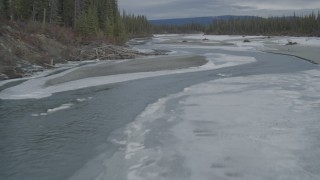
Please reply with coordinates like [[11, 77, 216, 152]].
[[153, 13, 320, 37], [0, 0, 319, 42], [0, 0, 152, 43]]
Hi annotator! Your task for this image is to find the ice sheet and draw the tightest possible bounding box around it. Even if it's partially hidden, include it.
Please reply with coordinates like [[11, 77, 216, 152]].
[[120, 68, 320, 180]]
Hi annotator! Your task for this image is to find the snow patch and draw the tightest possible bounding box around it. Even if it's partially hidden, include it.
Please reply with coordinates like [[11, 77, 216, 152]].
[[47, 103, 74, 113], [183, 34, 262, 41], [31, 97, 92, 117], [76, 97, 93, 102], [32, 103, 74, 117]]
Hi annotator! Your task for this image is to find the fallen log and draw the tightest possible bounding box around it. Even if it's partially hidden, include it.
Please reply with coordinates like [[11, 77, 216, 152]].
[[73, 45, 167, 61]]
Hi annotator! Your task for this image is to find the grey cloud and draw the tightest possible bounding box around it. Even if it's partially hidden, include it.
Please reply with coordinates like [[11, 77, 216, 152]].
[[230, 5, 257, 10]]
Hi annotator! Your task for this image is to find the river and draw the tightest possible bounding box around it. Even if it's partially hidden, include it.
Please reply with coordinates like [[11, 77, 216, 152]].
[[0, 35, 319, 180]]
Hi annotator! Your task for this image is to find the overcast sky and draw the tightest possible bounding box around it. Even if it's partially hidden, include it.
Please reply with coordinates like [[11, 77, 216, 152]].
[[118, 0, 320, 20]]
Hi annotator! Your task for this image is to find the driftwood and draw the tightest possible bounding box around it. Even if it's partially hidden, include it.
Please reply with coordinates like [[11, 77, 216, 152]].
[[286, 41, 298, 45], [74, 45, 167, 61]]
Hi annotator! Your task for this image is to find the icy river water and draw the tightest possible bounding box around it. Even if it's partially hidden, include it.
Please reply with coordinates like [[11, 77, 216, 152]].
[[1, 35, 320, 180]]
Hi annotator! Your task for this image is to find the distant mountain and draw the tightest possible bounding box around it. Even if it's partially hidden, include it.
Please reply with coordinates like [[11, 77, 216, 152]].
[[149, 15, 259, 25]]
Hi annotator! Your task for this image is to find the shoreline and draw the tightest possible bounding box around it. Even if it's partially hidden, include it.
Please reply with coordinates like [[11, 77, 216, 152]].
[[261, 50, 318, 64], [2, 34, 319, 89], [155, 34, 320, 65], [261, 45, 320, 64]]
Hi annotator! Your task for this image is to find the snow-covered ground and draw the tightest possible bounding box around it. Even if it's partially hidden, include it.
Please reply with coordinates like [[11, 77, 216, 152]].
[[155, 33, 320, 48], [182, 34, 262, 41], [153, 34, 320, 64], [178, 34, 320, 45], [119, 68, 320, 180]]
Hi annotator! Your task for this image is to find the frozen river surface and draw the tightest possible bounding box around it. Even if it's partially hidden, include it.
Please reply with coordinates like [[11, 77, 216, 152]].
[[117, 69, 320, 180], [1, 35, 320, 180]]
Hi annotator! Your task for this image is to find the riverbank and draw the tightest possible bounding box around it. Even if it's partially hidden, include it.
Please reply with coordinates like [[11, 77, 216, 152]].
[[222, 35, 320, 64], [158, 34, 320, 64], [0, 22, 160, 80], [262, 45, 320, 64]]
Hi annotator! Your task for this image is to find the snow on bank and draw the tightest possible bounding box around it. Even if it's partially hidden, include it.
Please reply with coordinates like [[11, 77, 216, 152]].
[[182, 34, 262, 41], [177, 34, 320, 47], [120, 68, 320, 180], [157, 34, 320, 51], [0, 54, 255, 100], [267, 37, 320, 46], [0, 59, 116, 88]]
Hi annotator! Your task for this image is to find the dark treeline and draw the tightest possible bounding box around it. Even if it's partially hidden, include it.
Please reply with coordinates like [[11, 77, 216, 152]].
[[122, 11, 152, 38], [152, 23, 206, 34], [153, 12, 320, 37], [1, 1, 319, 41], [0, 0, 152, 43]]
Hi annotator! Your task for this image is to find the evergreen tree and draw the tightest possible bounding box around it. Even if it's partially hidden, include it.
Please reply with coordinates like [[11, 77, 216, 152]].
[[57, 0, 74, 27], [153, 12, 320, 37], [75, 0, 99, 36], [12, 0, 24, 20], [85, 0, 99, 35], [0, 0, 8, 19], [106, 0, 114, 23], [3, 0, 14, 20], [48, 0, 58, 24], [0, 0, 152, 42], [113, 12, 127, 40], [122, 12, 152, 37], [104, 16, 114, 37]]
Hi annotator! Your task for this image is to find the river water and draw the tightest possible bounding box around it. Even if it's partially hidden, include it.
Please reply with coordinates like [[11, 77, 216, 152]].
[[0, 35, 318, 180]]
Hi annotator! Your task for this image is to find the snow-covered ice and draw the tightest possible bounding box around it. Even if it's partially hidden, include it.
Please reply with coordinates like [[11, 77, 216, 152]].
[[119, 68, 320, 180]]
